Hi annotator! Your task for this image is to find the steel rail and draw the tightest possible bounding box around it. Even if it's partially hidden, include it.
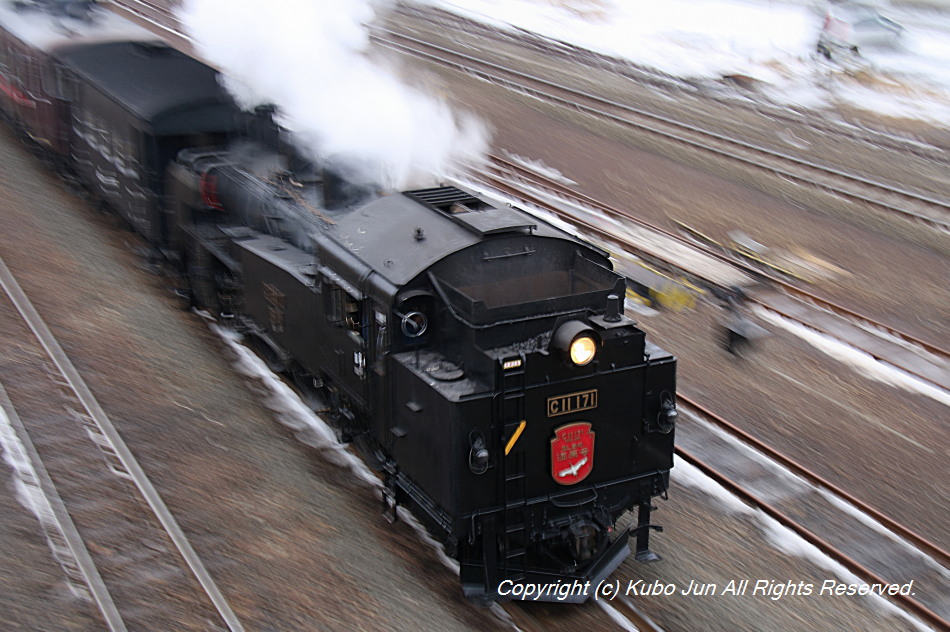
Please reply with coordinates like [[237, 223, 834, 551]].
[[470, 166, 736, 299], [105, 0, 188, 43], [676, 441, 948, 632], [111, 2, 948, 232], [116, 3, 949, 235], [105, 2, 947, 363], [491, 155, 950, 366], [679, 393, 949, 568], [95, 7, 947, 628], [475, 172, 950, 396], [476, 155, 950, 373], [482, 152, 761, 282], [372, 27, 950, 235], [0, 382, 128, 632], [0, 257, 246, 632], [390, 2, 950, 165]]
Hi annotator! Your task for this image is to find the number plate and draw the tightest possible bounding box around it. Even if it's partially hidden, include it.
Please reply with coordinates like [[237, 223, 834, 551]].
[[546, 389, 598, 417]]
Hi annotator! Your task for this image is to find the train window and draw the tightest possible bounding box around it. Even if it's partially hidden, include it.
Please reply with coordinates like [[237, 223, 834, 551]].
[[40, 64, 64, 99], [324, 283, 342, 325], [323, 281, 363, 340], [343, 294, 362, 337]]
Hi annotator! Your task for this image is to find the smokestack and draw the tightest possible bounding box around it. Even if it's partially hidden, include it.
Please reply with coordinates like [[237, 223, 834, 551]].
[[322, 155, 379, 210], [248, 105, 279, 151], [605, 294, 622, 322]]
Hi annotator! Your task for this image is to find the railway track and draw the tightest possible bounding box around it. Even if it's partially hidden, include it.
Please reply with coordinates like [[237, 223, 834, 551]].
[[390, 2, 950, 167], [676, 397, 950, 631], [466, 153, 949, 393], [467, 158, 950, 628], [114, 0, 950, 191], [499, 586, 665, 632], [105, 0, 189, 48], [0, 255, 244, 632], [371, 24, 950, 237], [106, 0, 949, 387]]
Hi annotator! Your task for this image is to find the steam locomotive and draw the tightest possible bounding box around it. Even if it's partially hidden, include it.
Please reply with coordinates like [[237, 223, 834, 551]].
[[1, 3, 677, 602]]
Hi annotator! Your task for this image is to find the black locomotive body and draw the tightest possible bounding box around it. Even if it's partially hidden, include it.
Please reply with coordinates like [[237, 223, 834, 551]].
[[1, 5, 678, 603], [168, 143, 677, 602]]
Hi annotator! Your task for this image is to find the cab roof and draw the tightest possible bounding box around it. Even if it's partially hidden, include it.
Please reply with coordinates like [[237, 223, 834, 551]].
[[328, 186, 602, 289]]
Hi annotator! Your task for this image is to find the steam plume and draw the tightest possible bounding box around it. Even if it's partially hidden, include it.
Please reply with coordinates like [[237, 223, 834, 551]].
[[177, 0, 490, 190]]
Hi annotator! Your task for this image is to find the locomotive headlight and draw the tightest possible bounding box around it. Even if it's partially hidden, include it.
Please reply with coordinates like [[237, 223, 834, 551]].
[[570, 336, 598, 366], [554, 320, 600, 366]]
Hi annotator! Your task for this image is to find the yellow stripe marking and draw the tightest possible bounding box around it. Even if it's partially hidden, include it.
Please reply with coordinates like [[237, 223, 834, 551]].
[[505, 420, 527, 456]]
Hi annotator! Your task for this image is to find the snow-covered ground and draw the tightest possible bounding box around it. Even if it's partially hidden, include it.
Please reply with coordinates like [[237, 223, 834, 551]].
[[422, 0, 950, 124]]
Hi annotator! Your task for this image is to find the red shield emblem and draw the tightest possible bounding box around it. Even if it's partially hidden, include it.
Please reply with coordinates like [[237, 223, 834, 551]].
[[551, 422, 594, 485]]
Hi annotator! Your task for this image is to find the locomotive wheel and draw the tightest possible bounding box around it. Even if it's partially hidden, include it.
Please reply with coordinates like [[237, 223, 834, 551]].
[[324, 383, 384, 471]]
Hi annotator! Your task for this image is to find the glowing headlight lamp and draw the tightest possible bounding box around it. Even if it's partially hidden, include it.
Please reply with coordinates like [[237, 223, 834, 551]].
[[554, 320, 600, 366], [570, 335, 597, 365]]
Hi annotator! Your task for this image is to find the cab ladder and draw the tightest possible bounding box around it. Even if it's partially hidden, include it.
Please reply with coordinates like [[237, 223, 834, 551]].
[[497, 354, 528, 581]]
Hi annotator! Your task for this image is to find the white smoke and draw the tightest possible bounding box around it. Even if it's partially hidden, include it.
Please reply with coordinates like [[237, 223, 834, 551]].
[[177, 0, 491, 190]]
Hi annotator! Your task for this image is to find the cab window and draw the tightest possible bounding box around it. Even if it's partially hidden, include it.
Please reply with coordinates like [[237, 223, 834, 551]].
[[324, 281, 363, 340]]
